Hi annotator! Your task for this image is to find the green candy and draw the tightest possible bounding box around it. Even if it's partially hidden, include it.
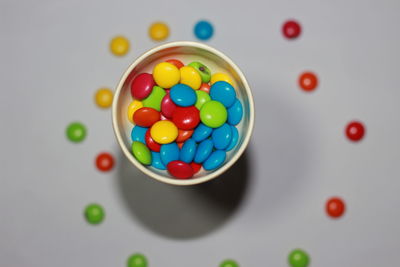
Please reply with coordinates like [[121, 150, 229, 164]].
[[195, 90, 211, 110], [84, 203, 104, 225], [131, 141, 152, 165], [189, 61, 211, 83], [66, 122, 86, 143], [288, 249, 310, 267], [142, 86, 166, 111], [220, 259, 239, 267], [200, 100, 227, 128], [127, 253, 148, 267]]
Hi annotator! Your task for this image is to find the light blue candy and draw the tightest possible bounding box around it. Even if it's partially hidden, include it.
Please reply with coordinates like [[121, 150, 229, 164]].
[[151, 151, 166, 170], [203, 150, 226, 170], [180, 139, 197, 163], [226, 125, 239, 151], [131, 126, 147, 143], [170, 84, 197, 107], [227, 98, 243, 125], [194, 20, 214, 40], [194, 139, 213, 163], [211, 123, 232, 150], [210, 81, 236, 108], [160, 143, 180, 166], [192, 123, 213, 142]]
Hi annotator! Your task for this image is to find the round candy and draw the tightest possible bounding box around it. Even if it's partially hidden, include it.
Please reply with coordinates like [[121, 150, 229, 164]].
[[172, 106, 200, 130], [194, 139, 213, 163], [346, 121, 365, 142], [188, 62, 211, 83], [210, 73, 233, 86], [149, 22, 169, 41], [95, 152, 114, 172], [131, 125, 147, 143], [288, 249, 309, 267], [167, 160, 194, 179], [180, 139, 197, 163], [66, 122, 86, 143], [160, 143, 180, 166], [170, 84, 197, 107], [200, 100, 227, 128], [212, 123, 232, 150], [195, 90, 211, 110], [95, 88, 113, 108], [227, 99, 243, 125], [145, 129, 161, 152], [127, 100, 143, 123], [166, 59, 184, 69], [192, 123, 213, 142], [299, 72, 318, 92], [161, 93, 177, 118], [130, 73, 155, 100], [210, 81, 236, 108], [131, 141, 152, 165], [219, 259, 239, 267], [326, 197, 346, 218], [142, 86, 166, 111], [133, 107, 160, 127], [226, 125, 239, 151], [282, 20, 301, 39], [152, 62, 180, 88], [84, 203, 105, 225], [127, 253, 148, 267], [194, 20, 214, 40], [199, 83, 211, 93], [151, 151, 166, 170], [190, 162, 202, 174], [150, 120, 178, 144], [203, 150, 226, 170], [110, 35, 129, 56], [180, 66, 202, 90], [176, 129, 193, 143]]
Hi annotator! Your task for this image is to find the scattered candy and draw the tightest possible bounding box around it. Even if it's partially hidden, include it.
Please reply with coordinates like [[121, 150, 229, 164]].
[[180, 66, 202, 89], [346, 121, 365, 142], [66, 122, 87, 143], [210, 81, 237, 108], [127, 253, 148, 267], [95, 88, 113, 108], [167, 160, 194, 179], [153, 62, 180, 88], [133, 107, 160, 127], [166, 59, 184, 69], [150, 120, 178, 144], [131, 73, 155, 100], [110, 36, 130, 56], [220, 259, 239, 267], [131, 141, 152, 165], [170, 84, 197, 106], [288, 249, 309, 267], [326, 197, 346, 218], [282, 20, 301, 39], [211, 73, 233, 86], [127, 100, 143, 123], [95, 152, 114, 172], [149, 22, 169, 41], [194, 20, 214, 40], [200, 100, 227, 128], [299, 72, 318, 92], [142, 86, 166, 111], [84, 203, 105, 225]]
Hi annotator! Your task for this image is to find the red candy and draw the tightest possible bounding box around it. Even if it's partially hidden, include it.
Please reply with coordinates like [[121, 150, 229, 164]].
[[130, 73, 155, 100], [96, 152, 114, 172], [299, 72, 318, 91], [166, 59, 184, 69], [145, 129, 161, 152], [346, 121, 365, 142], [176, 129, 193, 143], [161, 93, 177, 118], [172, 106, 200, 130], [326, 197, 346, 218], [133, 107, 160, 127], [167, 160, 194, 179], [199, 83, 210, 94], [282, 20, 301, 39], [190, 162, 202, 174]]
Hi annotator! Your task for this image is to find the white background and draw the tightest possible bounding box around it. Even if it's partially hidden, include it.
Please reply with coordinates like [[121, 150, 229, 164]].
[[1, 0, 400, 266]]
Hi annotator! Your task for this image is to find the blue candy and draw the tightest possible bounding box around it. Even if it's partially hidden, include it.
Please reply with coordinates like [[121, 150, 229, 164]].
[[203, 150, 226, 170], [210, 81, 236, 108], [192, 123, 213, 142], [131, 125, 147, 143], [160, 143, 180, 166], [227, 98, 243, 125], [170, 84, 197, 107], [194, 20, 214, 40], [180, 139, 197, 163], [194, 139, 213, 163], [226, 125, 239, 151], [211, 123, 232, 150], [151, 151, 166, 170]]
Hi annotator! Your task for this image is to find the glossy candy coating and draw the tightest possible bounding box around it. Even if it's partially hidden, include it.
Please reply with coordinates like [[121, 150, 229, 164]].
[[133, 107, 160, 127], [210, 73, 233, 86], [195, 90, 211, 110], [127, 253, 148, 267], [346, 121, 365, 142], [66, 122, 86, 143], [192, 123, 213, 142], [194, 139, 213, 163], [127, 100, 143, 123], [210, 81, 236, 108], [180, 139, 197, 163], [283, 20, 301, 39], [176, 129, 193, 143], [130, 73, 155, 100], [299, 72, 318, 92], [200, 100, 227, 128], [131, 141, 152, 165], [84, 204, 105, 225], [326, 197, 346, 218], [153, 62, 180, 88], [160, 143, 180, 166], [95, 152, 114, 172], [188, 62, 211, 83], [161, 93, 177, 118], [194, 20, 214, 40], [172, 106, 200, 130], [131, 125, 147, 143], [211, 123, 232, 150], [203, 150, 226, 170], [190, 162, 202, 174], [180, 66, 202, 90], [166, 59, 184, 69], [170, 84, 197, 107], [167, 160, 194, 179], [151, 151, 166, 170], [199, 83, 211, 93], [142, 86, 166, 111], [219, 259, 239, 267], [288, 249, 309, 267], [149, 22, 169, 41], [227, 99, 243, 125], [95, 88, 113, 108], [226, 125, 239, 151], [145, 129, 161, 152], [110, 36, 129, 56], [150, 121, 178, 144]]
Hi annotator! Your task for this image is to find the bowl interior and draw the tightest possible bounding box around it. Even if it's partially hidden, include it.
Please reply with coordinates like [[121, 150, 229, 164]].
[[113, 42, 254, 185]]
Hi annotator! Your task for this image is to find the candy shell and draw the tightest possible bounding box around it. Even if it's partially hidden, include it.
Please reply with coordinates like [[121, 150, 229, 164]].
[[200, 100, 227, 128], [131, 125, 147, 143], [95, 88, 113, 108], [226, 125, 239, 151], [160, 143, 180, 166], [203, 150, 226, 170], [127, 254, 148, 267], [180, 139, 197, 163], [211, 123, 232, 150], [150, 120, 178, 144], [210, 73, 233, 86], [145, 129, 161, 152], [142, 86, 166, 111], [194, 139, 213, 163], [167, 160, 194, 179], [66, 122, 86, 143], [227, 98, 243, 125], [188, 61, 211, 83], [194, 20, 214, 40], [210, 81, 236, 108], [130, 73, 155, 100], [149, 22, 169, 41], [170, 84, 197, 107], [199, 83, 210, 94], [110, 36, 129, 56], [131, 141, 152, 165], [84, 203, 105, 225], [133, 107, 160, 127], [166, 59, 184, 69], [95, 152, 114, 172], [176, 129, 193, 143], [172, 106, 200, 130], [153, 62, 180, 88], [180, 66, 201, 90], [192, 123, 213, 142], [195, 90, 211, 110], [190, 162, 202, 174], [161, 93, 177, 118], [151, 151, 166, 170], [127, 100, 143, 123]]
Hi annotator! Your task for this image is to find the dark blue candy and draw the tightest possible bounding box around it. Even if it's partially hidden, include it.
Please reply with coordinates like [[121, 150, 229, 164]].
[[160, 143, 180, 166], [131, 125, 147, 143], [151, 151, 166, 170], [203, 150, 226, 170], [211, 123, 232, 150], [226, 125, 239, 151], [227, 98, 243, 125], [192, 123, 213, 142], [210, 81, 236, 108], [194, 139, 213, 163], [170, 84, 197, 107]]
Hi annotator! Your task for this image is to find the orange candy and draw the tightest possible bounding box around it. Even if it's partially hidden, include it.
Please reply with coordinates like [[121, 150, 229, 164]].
[[166, 59, 184, 69], [176, 129, 194, 143], [199, 83, 210, 94], [299, 72, 318, 91], [133, 107, 160, 127]]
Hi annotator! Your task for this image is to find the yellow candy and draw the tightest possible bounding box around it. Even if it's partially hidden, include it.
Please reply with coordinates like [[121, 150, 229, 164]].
[[180, 66, 202, 90], [127, 100, 143, 123], [110, 36, 130, 56], [149, 22, 169, 41], [153, 62, 180, 88], [210, 73, 234, 86], [150, 121, 178, 144], [95, 88, 113, 108]]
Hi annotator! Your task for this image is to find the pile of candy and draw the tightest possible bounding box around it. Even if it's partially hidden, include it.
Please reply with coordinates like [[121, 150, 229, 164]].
[[127, 59, 243, 179]]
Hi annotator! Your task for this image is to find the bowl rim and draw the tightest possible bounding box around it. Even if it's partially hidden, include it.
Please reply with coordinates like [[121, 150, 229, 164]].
[[112, 41, 255, 186]]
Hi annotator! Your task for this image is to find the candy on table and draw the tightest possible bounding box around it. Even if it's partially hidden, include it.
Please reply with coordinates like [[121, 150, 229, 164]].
[[148, 22, 169, 41], [95, 88, 113, 108], [66, 122, 87, 143], [345, 121, 365, 142], [194, 20, 214, 40], [219, 259, 239, 267], [299, 71, 318, 92], [110, 35, 130, 56], [84, 203, 105, 225], [95, 152, 115, 172], [282, 20, 301, 39], [326, 197, 346, 218], [288, 249, 310, 267], [127, 253, 148, 267]]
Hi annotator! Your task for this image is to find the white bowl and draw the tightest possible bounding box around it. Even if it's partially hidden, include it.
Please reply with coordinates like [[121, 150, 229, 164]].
[[112, 41, 254, 186]]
